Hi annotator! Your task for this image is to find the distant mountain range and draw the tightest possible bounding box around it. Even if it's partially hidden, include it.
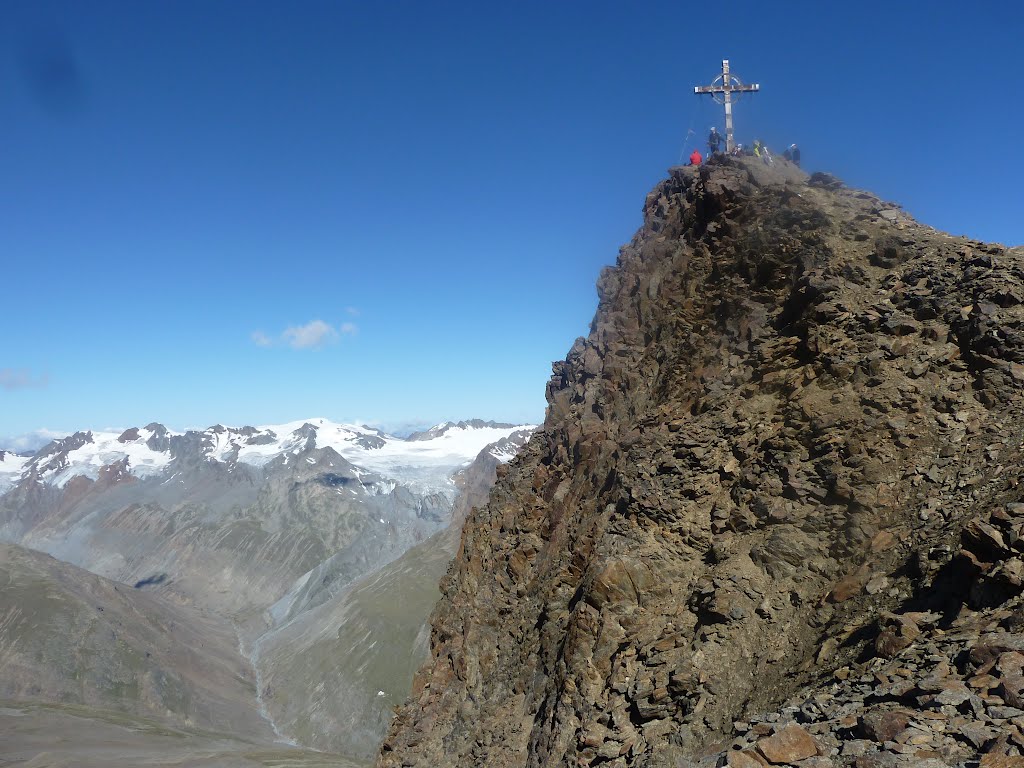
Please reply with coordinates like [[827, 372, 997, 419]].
[[0, 418, 532, 493], [0, 416, 536, 763], [0, 418, 534, 618]]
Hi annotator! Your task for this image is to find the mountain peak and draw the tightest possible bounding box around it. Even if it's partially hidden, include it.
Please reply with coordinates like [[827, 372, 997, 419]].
[[3, 417, 536, 494], [379, 158, 1024, 767], [406, 419, 521, 442]]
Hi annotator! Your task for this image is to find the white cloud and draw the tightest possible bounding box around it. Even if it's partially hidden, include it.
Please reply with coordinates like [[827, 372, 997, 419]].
[[0, 368, 48, 391], [251, 330, 273, 347], [252, 319, 358, 350], [345, 306, 360, 316], [283, 319, 339, 349], [1, 428, 68, 452]]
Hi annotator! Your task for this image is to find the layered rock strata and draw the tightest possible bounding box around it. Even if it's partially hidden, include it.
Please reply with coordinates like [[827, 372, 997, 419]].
[[379, 157, 1024, 767]]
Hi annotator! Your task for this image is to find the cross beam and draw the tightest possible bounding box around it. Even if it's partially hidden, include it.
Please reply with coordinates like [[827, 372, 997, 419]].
[[694, 59, 759, 153]]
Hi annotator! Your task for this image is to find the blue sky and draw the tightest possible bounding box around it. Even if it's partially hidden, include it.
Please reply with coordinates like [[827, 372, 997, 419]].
[[2, 0, 1022, 447]]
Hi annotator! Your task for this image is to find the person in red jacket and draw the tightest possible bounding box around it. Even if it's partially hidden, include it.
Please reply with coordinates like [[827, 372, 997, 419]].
[[689, 149, 702, 166]]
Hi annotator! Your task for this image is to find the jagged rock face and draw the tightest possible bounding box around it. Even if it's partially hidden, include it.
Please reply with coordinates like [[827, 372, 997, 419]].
[[716, 499, 1024, 767], [379, 157, 1024, 767]]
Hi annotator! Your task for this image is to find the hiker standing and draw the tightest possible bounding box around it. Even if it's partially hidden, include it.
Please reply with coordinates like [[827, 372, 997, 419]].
[[707, 127, 723, 155]]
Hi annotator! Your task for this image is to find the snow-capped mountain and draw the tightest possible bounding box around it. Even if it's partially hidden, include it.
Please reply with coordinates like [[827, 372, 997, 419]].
[[7, 418, 533, 495], [0, 451, 30, 494], [0, 415, 536, 757], [0, 417, 536, 619]]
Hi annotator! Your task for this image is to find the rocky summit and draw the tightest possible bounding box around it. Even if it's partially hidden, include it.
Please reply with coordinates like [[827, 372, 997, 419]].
[[378, 156, 1024, 767]]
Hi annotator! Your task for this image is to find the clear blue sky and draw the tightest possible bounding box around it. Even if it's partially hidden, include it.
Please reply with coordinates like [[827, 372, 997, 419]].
[[3, 0, 1022, 446]]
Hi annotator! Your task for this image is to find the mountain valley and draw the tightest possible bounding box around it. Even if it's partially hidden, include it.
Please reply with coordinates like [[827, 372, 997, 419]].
[[0, 418, 534, 765]]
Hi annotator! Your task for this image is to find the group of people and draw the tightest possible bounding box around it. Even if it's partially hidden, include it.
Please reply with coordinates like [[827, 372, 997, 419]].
[[689, 127, 801, 168]]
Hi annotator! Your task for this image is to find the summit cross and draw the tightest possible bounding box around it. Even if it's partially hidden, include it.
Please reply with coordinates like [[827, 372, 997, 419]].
[[694, 59, 760, 153]]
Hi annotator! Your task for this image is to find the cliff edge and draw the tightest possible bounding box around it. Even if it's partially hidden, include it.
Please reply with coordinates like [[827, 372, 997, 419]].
[[379, 156, 1024, 767]]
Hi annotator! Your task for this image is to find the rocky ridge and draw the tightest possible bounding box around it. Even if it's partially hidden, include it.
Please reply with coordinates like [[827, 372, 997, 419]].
[[379, 156, 1024, 767]]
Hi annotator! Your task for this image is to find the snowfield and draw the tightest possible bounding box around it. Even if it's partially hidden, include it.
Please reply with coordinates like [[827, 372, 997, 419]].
[[0, 453, 30, 493], [5, 418, 536, 494]]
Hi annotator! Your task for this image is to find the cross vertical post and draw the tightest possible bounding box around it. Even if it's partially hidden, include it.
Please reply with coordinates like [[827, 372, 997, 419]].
[[694, 59, 760, 153], [722, 60, 734, 150]]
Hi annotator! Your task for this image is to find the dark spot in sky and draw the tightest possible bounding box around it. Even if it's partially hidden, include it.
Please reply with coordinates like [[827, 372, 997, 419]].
[[17, 26, 86, 117]]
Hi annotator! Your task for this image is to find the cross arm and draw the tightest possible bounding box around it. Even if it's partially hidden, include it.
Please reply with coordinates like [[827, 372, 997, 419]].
[[693, 84, 760, 94]]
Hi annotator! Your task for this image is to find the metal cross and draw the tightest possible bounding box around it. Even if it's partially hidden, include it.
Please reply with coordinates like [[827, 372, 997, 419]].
[[694, 59, 760, 153]]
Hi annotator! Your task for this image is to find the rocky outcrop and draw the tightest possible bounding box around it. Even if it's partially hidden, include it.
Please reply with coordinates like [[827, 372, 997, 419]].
[[379, 157, 1024, 767], [715, 499, 1024, 767]]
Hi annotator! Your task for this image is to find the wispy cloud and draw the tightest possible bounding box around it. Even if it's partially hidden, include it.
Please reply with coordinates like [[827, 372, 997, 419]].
[[1, 428, 67, 452], [283, 320, 339, 349], [252, 319, 358, 350], [251, 330, 273, 347], [0, 368, 48, 391], [345, 306, 360, 317]]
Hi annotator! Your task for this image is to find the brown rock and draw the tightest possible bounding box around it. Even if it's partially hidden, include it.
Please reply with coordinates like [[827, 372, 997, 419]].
[[965, 518, 1011, 559], [756, 724, 819, 764], [874, 614, 920, 659], [859, 709, 911, 743], [828, 571, 867, 603], [852, 755, 901, 768], [980, 756, 1024, 768], [726, 749, 770, 767], [999, 673, 1024, 709], [870, 530, 897, 552], [999, 652, 1024, 678]]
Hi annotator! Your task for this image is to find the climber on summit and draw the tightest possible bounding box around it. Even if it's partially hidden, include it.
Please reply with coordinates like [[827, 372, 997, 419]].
[[707, 127, 723, 155], [689, 148, 702, 166], [782, 143, 801, 167]]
